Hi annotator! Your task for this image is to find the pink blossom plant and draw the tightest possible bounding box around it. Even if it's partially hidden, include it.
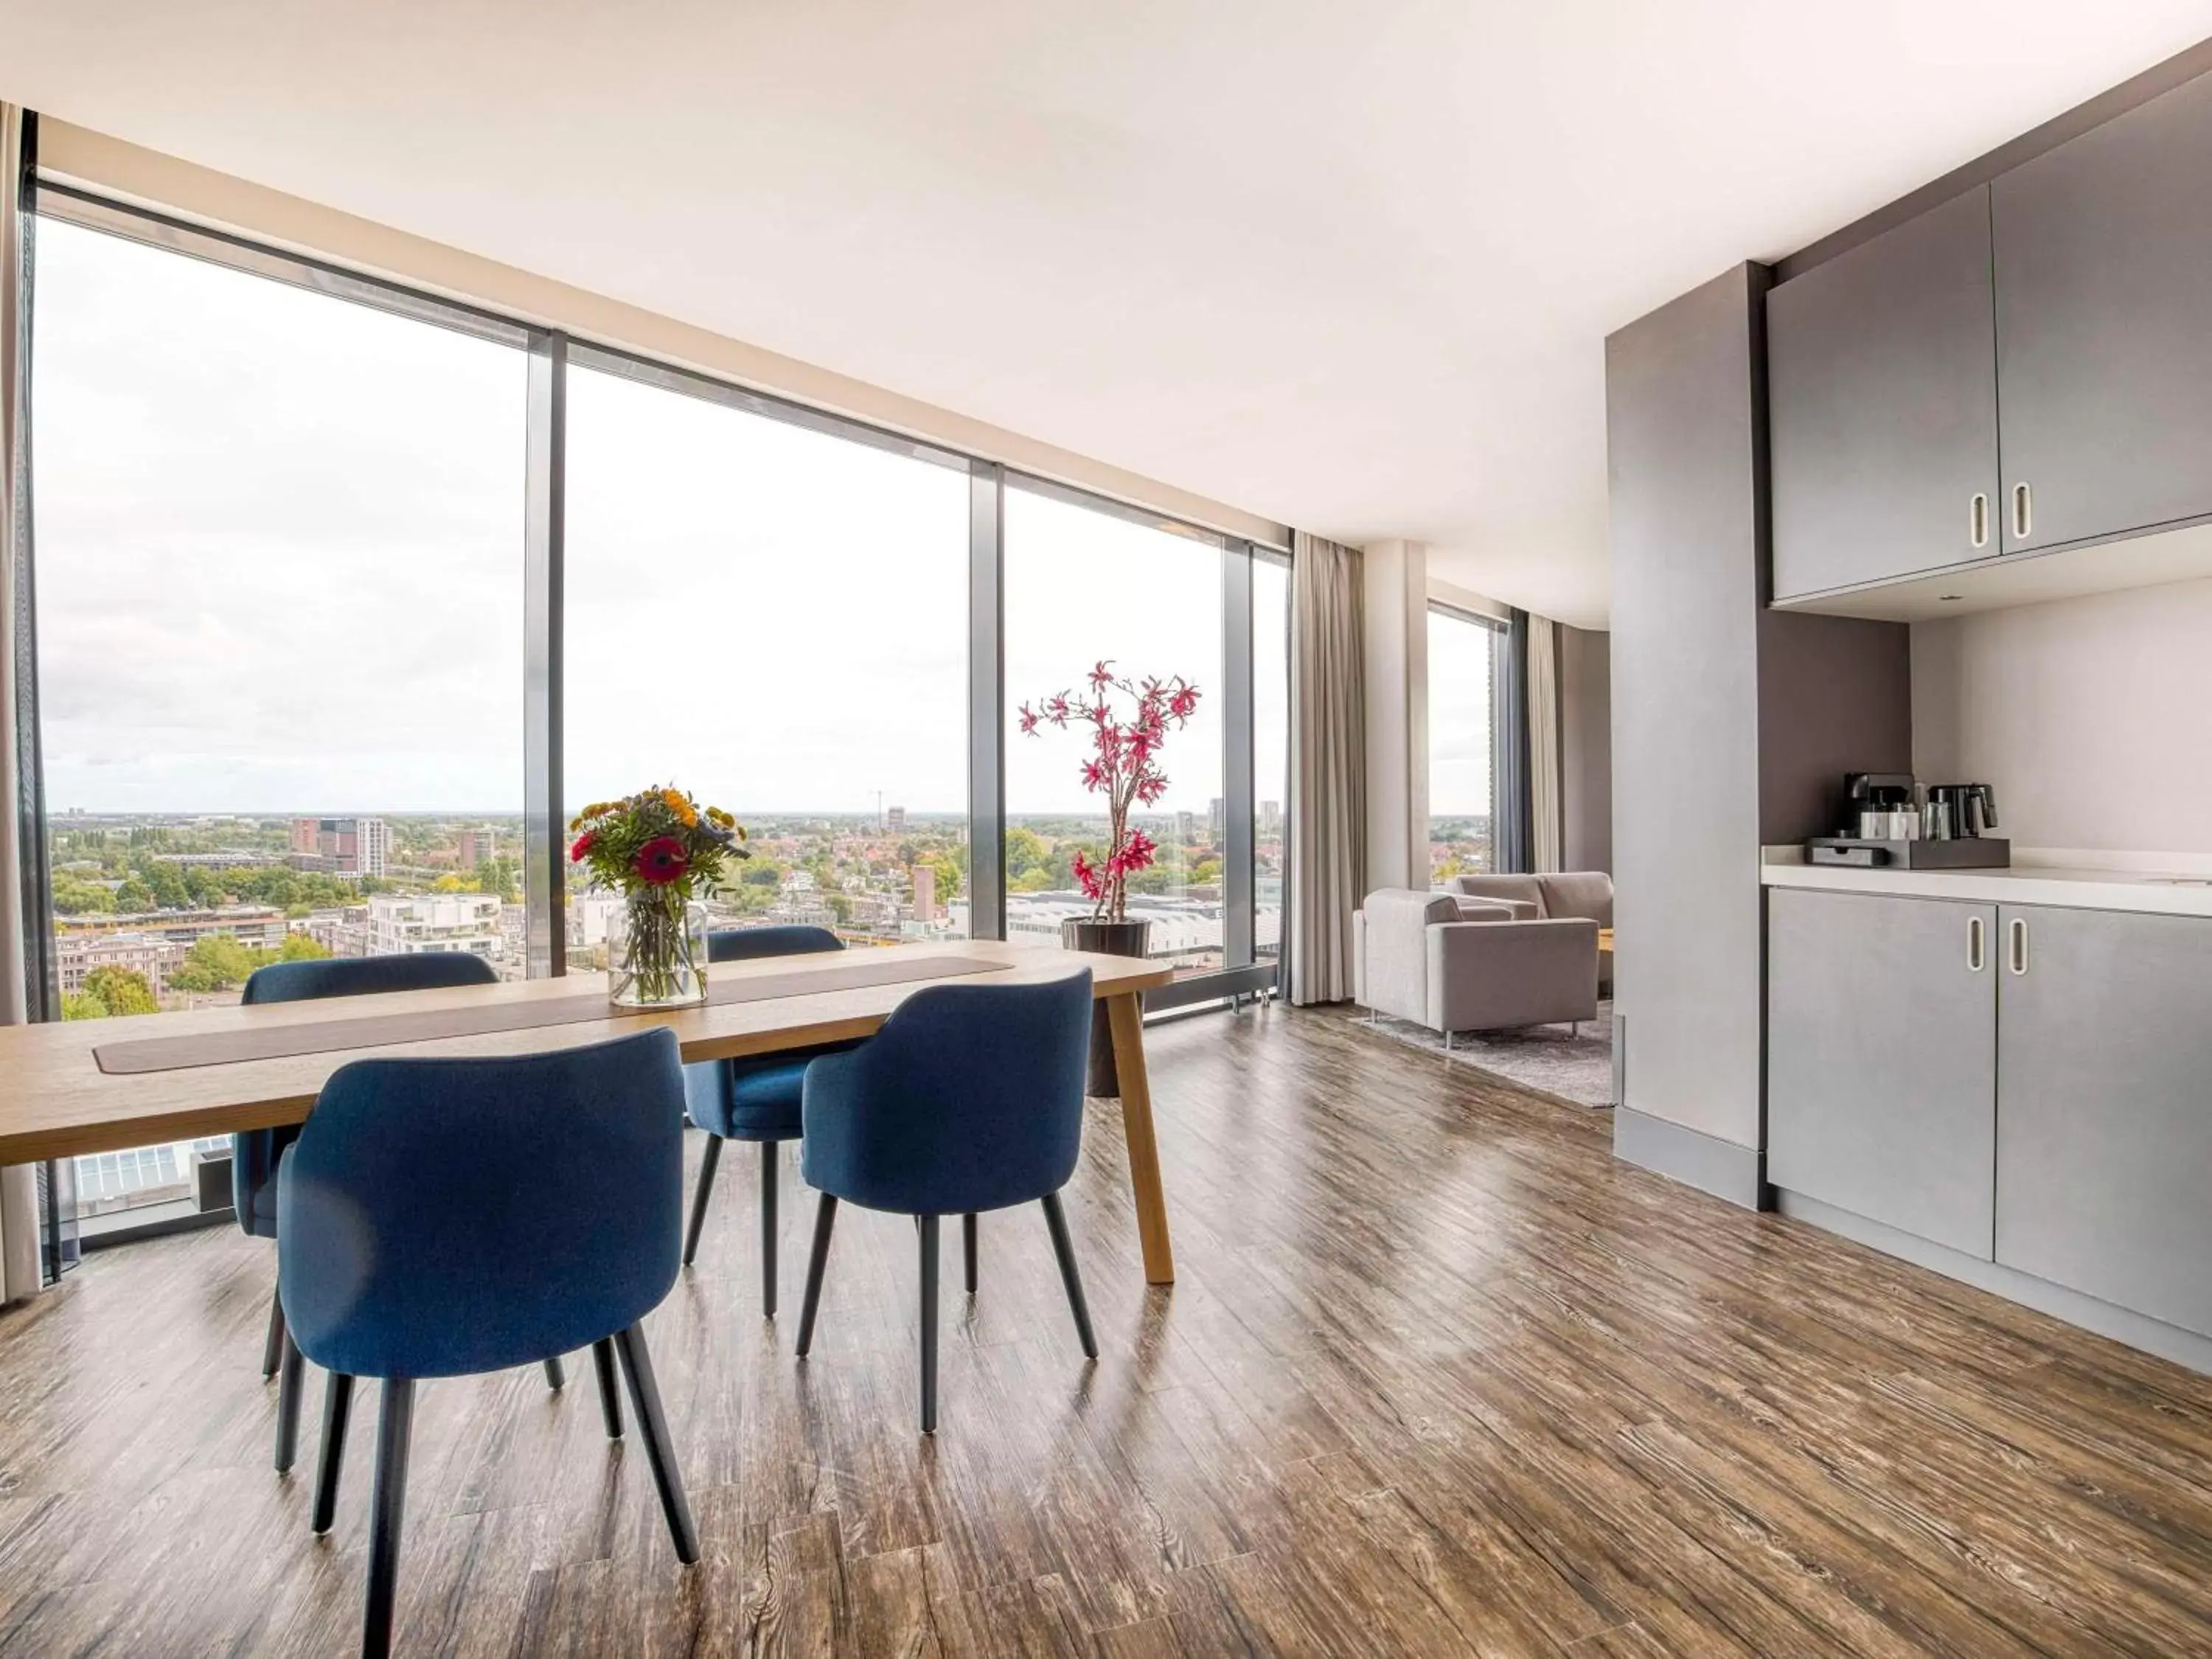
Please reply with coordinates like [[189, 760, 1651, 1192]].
[[1019, 662, 1200, 923]]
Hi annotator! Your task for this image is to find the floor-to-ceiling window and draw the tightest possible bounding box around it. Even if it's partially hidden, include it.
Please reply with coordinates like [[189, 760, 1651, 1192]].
[[1428, 604, 1503, 881], [27, 209, 529, 1227], [17, 186, 1291, 1249], [561, 358, 970, 957], [1003, 483, 1226, 975]]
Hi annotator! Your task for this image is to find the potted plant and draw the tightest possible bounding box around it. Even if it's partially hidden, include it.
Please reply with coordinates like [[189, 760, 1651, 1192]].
[[1020, 663, 1200, 1091], [569, 787, 748, 1008]]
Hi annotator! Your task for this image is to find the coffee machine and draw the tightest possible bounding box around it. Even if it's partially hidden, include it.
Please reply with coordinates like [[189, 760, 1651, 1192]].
[[1807, 774, 2009, 869], [1924, 783, 1999, 841]]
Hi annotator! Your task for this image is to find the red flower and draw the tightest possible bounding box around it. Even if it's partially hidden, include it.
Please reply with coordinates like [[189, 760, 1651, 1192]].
[[1119, 829, 1158, 874], [1018, 703, 1040, 736], [634, 835, 689, 886], [1089, 659, 1114, 690], [1071, 849, 1104, 902], [568, 831, 597, 863]]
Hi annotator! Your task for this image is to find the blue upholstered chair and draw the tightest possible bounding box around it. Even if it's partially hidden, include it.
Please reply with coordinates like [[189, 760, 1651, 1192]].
[[234, 952, 581, 1476], [680, 925, 844, 1314], [278, 1028, 698, 1659], [795, 971, 1099, 1433]]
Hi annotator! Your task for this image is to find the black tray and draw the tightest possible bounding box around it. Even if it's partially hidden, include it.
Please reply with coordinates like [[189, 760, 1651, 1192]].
[[1807, 836, 2010, 870]]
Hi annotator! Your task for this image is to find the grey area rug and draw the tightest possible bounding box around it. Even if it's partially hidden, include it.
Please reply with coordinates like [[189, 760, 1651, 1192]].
[[1354, 1001, 1615, 1110]]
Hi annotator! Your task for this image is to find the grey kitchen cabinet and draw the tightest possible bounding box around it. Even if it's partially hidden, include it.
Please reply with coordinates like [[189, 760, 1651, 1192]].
[[1993, 72, 2212, 554], [1994, 905, 2212, 1338], [1767, 887, 1997, 1257], [1768, 187, 2000, 600]]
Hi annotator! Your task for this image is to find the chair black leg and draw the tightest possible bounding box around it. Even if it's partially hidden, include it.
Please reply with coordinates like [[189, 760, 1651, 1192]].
[[962, 1212, 978, 1295], [364, 1377, 415, 1659], [262, 1286, 288, 1380], [543, 1356, 566, 1391], [760, 1140, 779, 1319], [682, 1133, 723, 1267], [591, 1338, 623, 1439], [919, 1214, 941, 1435], [312, 1372, 353, 1535], [275, 1332, 306, 1472], [611, 1324, 700, 1565], [1041, 1193, 1099, 1359], [795, 1194, 838, 1357]]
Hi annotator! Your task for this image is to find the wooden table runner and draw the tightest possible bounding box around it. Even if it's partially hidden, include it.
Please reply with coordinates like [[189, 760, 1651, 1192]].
[[93, 954, 998, 1077]]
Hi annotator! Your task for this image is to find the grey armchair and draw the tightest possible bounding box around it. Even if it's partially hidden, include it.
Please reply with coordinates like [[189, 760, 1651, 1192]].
[[1450, 872, 1613, 993], [1353, 888, 1598, 1041]]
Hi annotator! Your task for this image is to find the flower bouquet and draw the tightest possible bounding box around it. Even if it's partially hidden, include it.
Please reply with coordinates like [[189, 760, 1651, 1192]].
[[570, 787, 748, 1008]]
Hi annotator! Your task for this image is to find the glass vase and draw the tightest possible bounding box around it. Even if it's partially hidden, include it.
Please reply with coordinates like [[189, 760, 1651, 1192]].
[[608, 891, 709, 1009]]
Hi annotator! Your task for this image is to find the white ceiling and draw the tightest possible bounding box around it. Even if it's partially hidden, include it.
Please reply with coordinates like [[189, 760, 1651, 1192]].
[[3, 2, 2210, 627]]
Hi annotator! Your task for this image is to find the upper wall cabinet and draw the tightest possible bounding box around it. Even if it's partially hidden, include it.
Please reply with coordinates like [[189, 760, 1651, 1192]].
[[1993, 73, 2212, 554], [1768, 189, 2000, 602]]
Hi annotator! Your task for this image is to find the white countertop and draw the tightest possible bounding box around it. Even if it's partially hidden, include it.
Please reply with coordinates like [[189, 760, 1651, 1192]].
[[1759, 847, 2212, 918]]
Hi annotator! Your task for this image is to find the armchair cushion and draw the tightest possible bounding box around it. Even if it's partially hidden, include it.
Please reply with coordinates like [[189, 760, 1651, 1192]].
[[1448, 874, 1546, 919]]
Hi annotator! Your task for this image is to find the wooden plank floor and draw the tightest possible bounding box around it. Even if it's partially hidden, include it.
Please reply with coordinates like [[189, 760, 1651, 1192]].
[[2, 1004, 2210, 1656]]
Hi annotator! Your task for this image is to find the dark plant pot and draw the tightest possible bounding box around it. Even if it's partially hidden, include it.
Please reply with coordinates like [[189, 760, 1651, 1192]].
[[1061, 917, 1150, 1096]]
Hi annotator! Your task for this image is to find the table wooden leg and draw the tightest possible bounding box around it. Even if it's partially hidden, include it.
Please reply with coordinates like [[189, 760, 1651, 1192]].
[[1105, 991, 1175, 1285]]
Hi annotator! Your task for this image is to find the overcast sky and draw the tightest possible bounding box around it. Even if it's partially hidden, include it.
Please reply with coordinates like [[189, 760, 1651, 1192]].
[[32, 217, 1286, 823], [1427, 608, 1495, 817]]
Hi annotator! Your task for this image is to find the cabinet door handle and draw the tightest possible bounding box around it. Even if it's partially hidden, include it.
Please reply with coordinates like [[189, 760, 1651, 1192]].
[[2008, 916, 2028, 975], [1967, 915, 1986, 972], [1970, 493, 1989, 549], [2012, 481, 2032, 541]]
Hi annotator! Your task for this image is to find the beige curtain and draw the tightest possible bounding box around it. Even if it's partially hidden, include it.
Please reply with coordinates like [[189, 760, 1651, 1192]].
[[1, 104, 43, 1305], [1528, 615, 1563, 872], [1287, 532, 1365, 1005]]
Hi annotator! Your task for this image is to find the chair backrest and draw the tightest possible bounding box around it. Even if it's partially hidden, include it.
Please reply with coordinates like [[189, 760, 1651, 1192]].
[[234, 951, 502, 1231], [243, 950, 499, 1005], [1536, 871, 1613, 928], [800, 971, 1092, 1215], [707, 925, 844, 964], [1359, 889, 1457, 1023], [277, 1028, 686, 1380]]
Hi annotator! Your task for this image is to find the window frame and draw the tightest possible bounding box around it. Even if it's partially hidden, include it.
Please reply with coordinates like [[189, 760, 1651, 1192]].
[[14, 180, 1290, 1023]]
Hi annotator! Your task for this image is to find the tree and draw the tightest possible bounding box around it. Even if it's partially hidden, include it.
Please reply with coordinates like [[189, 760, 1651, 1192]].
[[50, 877, 116, 916], [1004, 827, 1051, 880], [61, 990, 109, 1020], [278, 933, 332, 962], [81, 965, 159, 1016], [170, 932, 260, 992], [921, 852, 964, 902], [114, 877, 155, 913]]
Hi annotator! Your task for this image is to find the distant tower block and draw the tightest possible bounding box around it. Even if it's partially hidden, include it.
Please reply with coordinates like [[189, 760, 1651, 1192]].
[[887, 804, 908, 833], [912, 863, 936, 921]]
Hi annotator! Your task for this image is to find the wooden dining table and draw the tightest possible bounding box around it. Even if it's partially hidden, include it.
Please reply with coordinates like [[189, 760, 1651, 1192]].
[[0, 940, 1181, 1284]]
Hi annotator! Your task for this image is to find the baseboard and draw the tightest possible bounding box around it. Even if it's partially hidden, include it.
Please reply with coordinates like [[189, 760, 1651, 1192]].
[[1776, 1189, 2212, 1377], [1613, 1108, 1764, 1209]]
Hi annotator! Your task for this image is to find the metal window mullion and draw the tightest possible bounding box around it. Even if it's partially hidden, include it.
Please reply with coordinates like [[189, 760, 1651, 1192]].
[[10, 114, 51, 1026], [966, 462, 1005, 941], [523, 331, 567, 977], [1222, 540, 1254, 970]]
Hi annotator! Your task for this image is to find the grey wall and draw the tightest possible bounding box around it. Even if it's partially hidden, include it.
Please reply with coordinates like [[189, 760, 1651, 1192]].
[[1757, 611, 1913, 843], [1559, 625, 1612, 872], [1913, 576, 2212, 853], [1606, 265, 1771, 1198]]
